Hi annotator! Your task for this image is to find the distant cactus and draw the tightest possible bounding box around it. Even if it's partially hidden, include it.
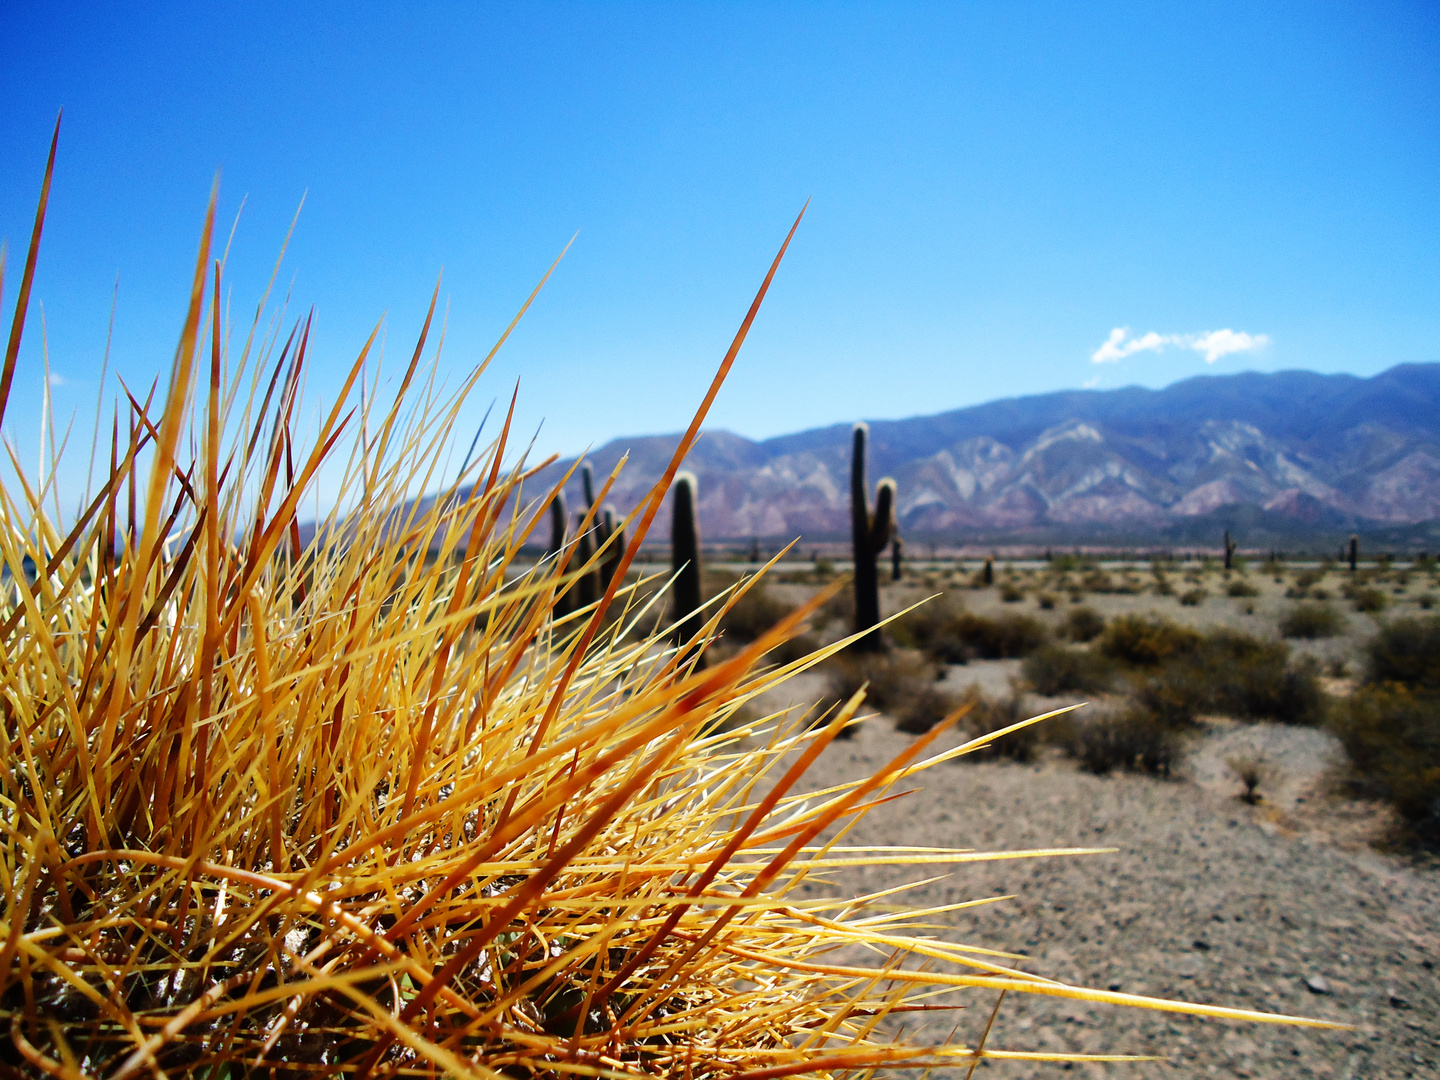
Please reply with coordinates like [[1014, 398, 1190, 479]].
[[575, 511, 597, 608], [749, 537, 761, 563], [1223, 530, 1237, 571], [1348, 533, 1359, 572], [982, 558, 994, 586], [599, 506, 624, 592], [890, 532, 903, 581], [547, 493, 572, 618], [671, 472, 705, 666], [849, 423, 894, 651]]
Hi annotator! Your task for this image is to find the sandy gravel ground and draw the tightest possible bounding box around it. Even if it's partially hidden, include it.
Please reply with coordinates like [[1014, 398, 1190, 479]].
[[744, 670, 1440, 1079]]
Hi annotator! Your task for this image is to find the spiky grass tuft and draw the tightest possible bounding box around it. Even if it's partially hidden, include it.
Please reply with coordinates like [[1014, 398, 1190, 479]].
[[0, 131, 1331, 1077]]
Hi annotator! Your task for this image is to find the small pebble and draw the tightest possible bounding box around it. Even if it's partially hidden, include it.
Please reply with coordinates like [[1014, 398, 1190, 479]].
[[1305, 975, 1331, 995]]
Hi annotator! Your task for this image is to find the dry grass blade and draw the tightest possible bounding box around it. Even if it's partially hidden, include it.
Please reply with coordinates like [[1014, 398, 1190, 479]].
[[0, 149, 1335, 1080]]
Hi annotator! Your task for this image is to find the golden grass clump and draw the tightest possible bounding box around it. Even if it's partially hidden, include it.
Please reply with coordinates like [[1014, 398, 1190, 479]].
[[1, 126, 1331, 1077]]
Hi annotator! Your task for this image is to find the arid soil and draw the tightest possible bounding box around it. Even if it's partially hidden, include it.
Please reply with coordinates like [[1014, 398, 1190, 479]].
[[735, 562, 1440, 1077]]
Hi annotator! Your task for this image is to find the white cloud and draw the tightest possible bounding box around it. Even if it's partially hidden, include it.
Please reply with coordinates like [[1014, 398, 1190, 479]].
[[1189, 328, 1270, 363], [1091, 326, 1270, 364], [46, 373, 65, 388]]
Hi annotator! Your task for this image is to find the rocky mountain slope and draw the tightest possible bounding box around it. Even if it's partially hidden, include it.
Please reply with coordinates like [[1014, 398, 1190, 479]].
[[527, 363, 1440, 543]]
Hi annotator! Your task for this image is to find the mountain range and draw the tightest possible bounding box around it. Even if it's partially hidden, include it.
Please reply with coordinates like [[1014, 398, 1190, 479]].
[[527, 363, 1440, 546]]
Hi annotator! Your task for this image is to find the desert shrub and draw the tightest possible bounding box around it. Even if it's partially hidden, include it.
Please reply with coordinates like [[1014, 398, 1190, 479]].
[[1081, 568, 1115, 593], [1293, 568, 1323, 589], [889, 594, 965, 654], [1099, 614, 1201, 667], [1151, 573, 1174, 596], [1022, 644, 1114, 696], [1279, 601, 1342, 639], [823, 651, 933, 720], [1365, 615, 1440, 691], [1067, 708, 1184, 777], [1063, 605, 1106, 642], [1037, 591, 1057, 609], [952, 611, 1048, 659], [898, 606, 1046, 662], [957, 687, 1042, 763], [1191, 629, 1324, 725], [822, 584, 856, 626], [1420, 593, 1437, 610], [1000, 581, 1025, 603], [1352, 586, 1389, 613], [1226, 578, 1259, 597], [719, 581, 795, 642], [1332, 684, 1440, 843], [1227, 755, 1276, 804], [1179, 587, 1207, 606], [1103, 621, 1323, 725], [893, 682, 962, 735]]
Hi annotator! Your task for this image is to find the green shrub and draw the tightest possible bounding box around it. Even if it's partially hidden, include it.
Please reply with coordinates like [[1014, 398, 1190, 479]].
[[1193, 629, 1325, 725], [1037, 591, 1057, 610], [1179, 587, 1206, 606], [1332, 684, 1440, 843], [1366, 615, 1440, 691], [898, 607, 1047, 663], [893, 682, 962, 735], [1067, 708, 1183, 777], [1022, 644, 1114, 696], [957, 688, 1041, 763], [1226, 578, 1259, 597], [1063, 605, 1106, 643], [1000, 581, 1025, 603], [1081, 569, 1115, 593], [719, 582, 795, 643], [1279, 601, 1342, 639], [1352, 587, 1389, 613], [1099, 615, 1201, 667]]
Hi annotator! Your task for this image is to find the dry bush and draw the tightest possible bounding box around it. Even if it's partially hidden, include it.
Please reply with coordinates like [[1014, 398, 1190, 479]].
[[1227, 755, 1276, 805], [1365, 615, 1440, 689], [1099, 615, 1202, 667], [1351, 586, 1389, 613], [1279, 601, 1343, 639], [1066, 709, 1185, 777], [1022, 644, 1115, 696], [1062, 605, 1106, 642], [1179, 587, 1207, 606], [954, 687, 1043, 763], [0, 134, 1328, 1077], [891, 601, 1045, 663], [1332, 684, 1440, 844], [1226, 578, 1259, 597]]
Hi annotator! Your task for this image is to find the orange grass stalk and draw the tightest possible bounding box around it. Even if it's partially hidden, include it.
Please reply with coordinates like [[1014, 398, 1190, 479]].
[[0, 128, 1333, 1078]]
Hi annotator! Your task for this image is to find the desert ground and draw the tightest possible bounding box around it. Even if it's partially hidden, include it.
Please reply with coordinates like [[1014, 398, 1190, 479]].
[[718, 556, 1440, 1078]]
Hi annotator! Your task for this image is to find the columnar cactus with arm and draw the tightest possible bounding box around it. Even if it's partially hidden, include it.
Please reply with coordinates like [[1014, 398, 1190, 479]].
[[1348, 534, 1359, 572], [1224, 530, 1237, 571], [547, 492, 572, 618], [850, 423, 894, 652], [671, 472, 705, 666]]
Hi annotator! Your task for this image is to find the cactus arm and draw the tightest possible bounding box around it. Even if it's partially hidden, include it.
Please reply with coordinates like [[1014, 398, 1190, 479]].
[[869, 480, 894, 553]]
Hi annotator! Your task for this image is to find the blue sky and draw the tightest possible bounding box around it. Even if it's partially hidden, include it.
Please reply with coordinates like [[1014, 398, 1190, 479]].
[[2, 1, 1437, 504]]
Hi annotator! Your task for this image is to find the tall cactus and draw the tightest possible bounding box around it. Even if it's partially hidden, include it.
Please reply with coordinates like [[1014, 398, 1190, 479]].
[[1348, 533, 1359, 572], [546, 492, 572, 618], [573, 464, 605, 607], [890, 532, 903, 582], [671, 472, 705, 666], [599, 506, 624, 592], [1223, 529, 1237, 571], [850, 423, 894, 651]]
